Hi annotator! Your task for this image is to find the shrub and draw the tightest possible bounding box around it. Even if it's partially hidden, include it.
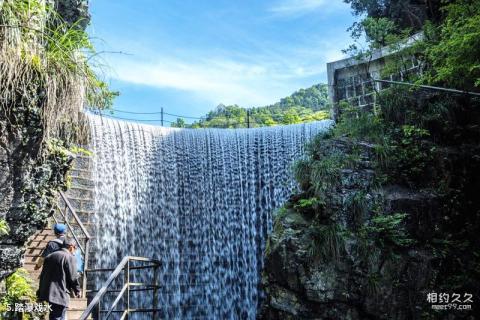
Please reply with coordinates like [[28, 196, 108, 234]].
[[360, 213, 415, 248], [0, 269, 44, 319]]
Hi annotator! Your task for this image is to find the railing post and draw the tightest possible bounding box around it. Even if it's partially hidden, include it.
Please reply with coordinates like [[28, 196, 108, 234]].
[[82, 239, 90, 297], [124, 260, 130, 320], [153, 264, 159, 320], [64, 201, 69, 224]]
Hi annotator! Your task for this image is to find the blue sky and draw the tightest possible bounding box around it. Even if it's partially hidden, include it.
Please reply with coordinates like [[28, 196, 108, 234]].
[[88, 0, 356, 123]]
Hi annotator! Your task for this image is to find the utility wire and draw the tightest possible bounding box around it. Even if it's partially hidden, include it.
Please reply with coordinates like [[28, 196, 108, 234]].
[[163, 112, 205, 120], [110, 109, 163, 115], [101, 113, 246, 126], [100, 114, 177, 123], [372, 79, 480, 97], [111, 108, 205, 119]]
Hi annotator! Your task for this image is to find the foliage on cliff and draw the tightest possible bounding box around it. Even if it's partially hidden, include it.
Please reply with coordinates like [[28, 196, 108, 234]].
[[0, 0, 117, 144], [181, 84, 330, 128], [422, 0, 480, 90], [262, 1, 480, 318], [0, 0, 112, 288], [0, 269, 41, 319], [263, 86, 480, 319]]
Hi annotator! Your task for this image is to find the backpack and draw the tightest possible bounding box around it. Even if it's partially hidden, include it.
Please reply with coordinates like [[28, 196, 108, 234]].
[[44, 238, 84, 273], [74, 248, 84, 273]]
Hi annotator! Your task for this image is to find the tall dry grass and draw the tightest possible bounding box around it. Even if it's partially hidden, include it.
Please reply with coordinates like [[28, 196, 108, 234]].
[[0, 0, 114, 147]]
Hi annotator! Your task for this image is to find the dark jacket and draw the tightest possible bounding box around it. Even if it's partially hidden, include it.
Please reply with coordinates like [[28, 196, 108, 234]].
[[37, 248, 80, 306], [41, 236, 65, 257]]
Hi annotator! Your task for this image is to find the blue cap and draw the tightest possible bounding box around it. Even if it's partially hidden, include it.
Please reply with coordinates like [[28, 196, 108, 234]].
[[54, 223, 67, 234]]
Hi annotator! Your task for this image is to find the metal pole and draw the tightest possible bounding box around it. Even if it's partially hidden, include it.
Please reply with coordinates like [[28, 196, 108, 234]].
[[161, 108, 164, 126], [97, 299, 101, 320], [125, 261, 130, 320], [152, 265, 159, 320], [372, 79, 480, 97], [64, 202, 69, 224], [247, 109, 250, 128], [82, 239, 89, 297]]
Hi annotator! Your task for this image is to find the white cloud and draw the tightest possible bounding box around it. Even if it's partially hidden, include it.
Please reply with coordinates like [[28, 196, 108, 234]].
[[102, 31, 352, 107], [110, 56, 309, 107], [269, 0, 344, 16]]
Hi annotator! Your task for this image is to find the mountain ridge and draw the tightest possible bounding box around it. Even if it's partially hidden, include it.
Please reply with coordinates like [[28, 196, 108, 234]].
[[171, 83, 331, 128]]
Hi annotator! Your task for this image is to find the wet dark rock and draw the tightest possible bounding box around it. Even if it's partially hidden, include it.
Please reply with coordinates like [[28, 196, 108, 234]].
[[51, 0, 90, 28], [259, 138, 451, 320]]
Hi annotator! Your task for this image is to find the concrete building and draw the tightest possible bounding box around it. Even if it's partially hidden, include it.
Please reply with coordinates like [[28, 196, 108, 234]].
[[327, 34, 423, 120]]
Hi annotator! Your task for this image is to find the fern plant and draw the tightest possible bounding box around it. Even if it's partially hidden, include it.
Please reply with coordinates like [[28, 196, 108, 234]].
[[0, 219, 9, 236], [307, 223, 346, 262], [362, 213, 415, 248]]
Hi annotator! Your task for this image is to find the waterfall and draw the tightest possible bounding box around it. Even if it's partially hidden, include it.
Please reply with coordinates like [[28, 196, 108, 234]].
[[88, 114, 333, 319]]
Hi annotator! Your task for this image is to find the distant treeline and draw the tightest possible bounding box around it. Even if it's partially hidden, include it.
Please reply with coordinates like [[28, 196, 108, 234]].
[[171, 84, 331, 128]]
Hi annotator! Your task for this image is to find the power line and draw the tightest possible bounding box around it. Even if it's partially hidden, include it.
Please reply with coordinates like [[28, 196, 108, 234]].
[[100, 114, 176, 123], [372, 79, 480, 97], [100, 113, 246, 126], [110, 109, 163, 115], [111, 108, 205, 119], [163, 112, 204, 120]]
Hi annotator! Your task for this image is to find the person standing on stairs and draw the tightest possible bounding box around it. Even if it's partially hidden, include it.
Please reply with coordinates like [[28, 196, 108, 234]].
[[37, 237, 80, 320], [34, 223, 67, 270]]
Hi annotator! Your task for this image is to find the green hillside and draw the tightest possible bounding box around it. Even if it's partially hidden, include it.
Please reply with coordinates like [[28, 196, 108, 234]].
[[171, 84, 331, 128]]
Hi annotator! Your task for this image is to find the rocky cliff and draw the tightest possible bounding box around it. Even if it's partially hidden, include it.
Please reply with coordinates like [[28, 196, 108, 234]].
[[260, 92, 480, 319], [260, 139, 435, 319], [0, 0, 90, 280]]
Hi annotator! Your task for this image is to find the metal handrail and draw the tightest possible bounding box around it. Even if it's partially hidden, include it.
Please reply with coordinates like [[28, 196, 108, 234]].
[[52, 191, 91, 297], [79, 256, 161, 320], [59, 191, 91, 240]]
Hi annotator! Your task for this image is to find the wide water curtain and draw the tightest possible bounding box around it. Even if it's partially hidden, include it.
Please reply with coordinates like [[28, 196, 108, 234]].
[[88, 115, 332, 319]]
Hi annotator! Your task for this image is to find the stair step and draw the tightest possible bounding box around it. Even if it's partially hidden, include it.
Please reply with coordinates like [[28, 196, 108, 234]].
[[28, 231, 54, 238], [32, 229, 56, 236], [24, 261, 40, 268], [25, 270, 41, 279], [66, 188, 94, 199], [71, 178, 95, 189], [67, 309, 87, 319], [24, 255, 41, 263], [69, 298, 88, 309], [24, 247, 44, 256], [70, 169, 92, 179], [26, 239, 55, 247], [67, 185, 93, 192]]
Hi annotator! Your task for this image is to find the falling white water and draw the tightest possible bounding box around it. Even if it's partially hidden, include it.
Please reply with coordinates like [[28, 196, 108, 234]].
[[88, 114, 333, 319]]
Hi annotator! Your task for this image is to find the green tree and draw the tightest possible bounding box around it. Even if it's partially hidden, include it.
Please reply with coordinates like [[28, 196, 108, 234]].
[[344, 0, 443, 31], [171, 118, 186, 128], [190, 84, 331, 128], [424, 0, 480, 90]]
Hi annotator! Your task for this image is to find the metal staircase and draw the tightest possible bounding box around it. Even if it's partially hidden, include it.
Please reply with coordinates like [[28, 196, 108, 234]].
[[25, 190, 162, 320], [24, 191, 91, 320], [80, 256, 161, 320]]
